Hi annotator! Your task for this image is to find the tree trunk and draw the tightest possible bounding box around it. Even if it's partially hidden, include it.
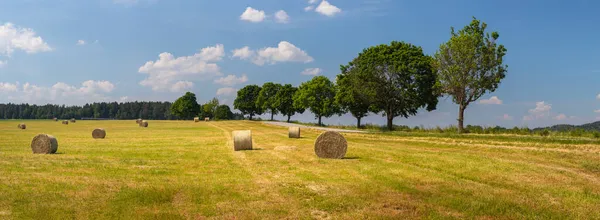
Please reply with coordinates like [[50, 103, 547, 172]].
[[387, 114, 394, 131], [458, 104, 465, 133], [249, 114, 253, 121], [357, 117, 362, 129], [270, 111, 274, 121], [318, 116, 322, 126], [287, 115, 291, 123]]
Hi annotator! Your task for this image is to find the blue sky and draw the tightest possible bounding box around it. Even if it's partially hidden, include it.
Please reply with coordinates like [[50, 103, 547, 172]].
[[0, 0, 599, 128]]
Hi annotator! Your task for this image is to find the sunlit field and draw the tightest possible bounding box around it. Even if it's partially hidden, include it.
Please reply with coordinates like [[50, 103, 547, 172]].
[[1, 120, 600, 219]]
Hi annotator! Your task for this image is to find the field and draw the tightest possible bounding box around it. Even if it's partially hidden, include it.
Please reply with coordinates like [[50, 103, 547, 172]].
[[1, 120, 600, 219]]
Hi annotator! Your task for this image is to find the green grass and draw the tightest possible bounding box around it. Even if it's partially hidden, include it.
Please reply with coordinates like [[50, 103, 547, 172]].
[[1, 120, 600, 219]]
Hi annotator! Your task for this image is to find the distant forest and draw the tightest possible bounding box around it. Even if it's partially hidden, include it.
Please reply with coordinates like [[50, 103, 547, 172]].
[[0, 102, 176, 120]]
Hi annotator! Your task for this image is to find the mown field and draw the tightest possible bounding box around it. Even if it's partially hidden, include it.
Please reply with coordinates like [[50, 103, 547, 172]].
[[1, 120, 600, 219]]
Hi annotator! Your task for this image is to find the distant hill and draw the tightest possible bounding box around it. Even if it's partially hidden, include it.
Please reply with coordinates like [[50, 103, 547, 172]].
[[535, 121, 600, 132]]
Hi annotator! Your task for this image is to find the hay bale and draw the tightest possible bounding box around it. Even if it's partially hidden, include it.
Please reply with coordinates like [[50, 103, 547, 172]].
[[53, 117, 58, 122], [194, 117, 200, 122], [205, 117, 210, 122], [136, 119, 142, 124], [314, 131, 347, 159], [70, 118, 76, 123], [139, 120, 148, 127], [289, 127, 301, 138], [31, 134, 58, 154], [232, 130, 252, 151], [92, 128, 106, 139], [62, 120, 69, 125], [18, 123, 26, 129]]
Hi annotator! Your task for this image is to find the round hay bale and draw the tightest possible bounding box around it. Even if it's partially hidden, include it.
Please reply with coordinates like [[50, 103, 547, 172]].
[[288, 127, 301, 138], [31, 134, 58, 154], [232, 130, 252, 151], [139, 120, 148, 127], [92, 128, 106, 139], [62, 120, 69, 125], [70, 118, 76, 123], [205, 117, 210, 122], [53, 118, 58, 122], [314, 131, 347, 159], [18, 123, 26, 129], [136, 119, 142, 124], [194, 117, 200, 122]]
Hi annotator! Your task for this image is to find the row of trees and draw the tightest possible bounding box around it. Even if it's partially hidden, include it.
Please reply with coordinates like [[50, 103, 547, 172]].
[[0, 102, 175, 120], [169, 92, 240, 120], [233, 18, 507, 132]]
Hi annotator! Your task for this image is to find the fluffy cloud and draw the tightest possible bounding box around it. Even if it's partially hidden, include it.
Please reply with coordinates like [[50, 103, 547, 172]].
[[304, 6, 314, 11], [502, 114, 513, 120], [0, 60, 6, 68], [554, 114, 567, 121], [308, 0, 318, 4], [597, 94, 600, 100], [0, 81, 115, 105], [315, 1, 342, 17], [231, 46, 254, 60], [0, 23, 52, 56], [274, 10, 290, 23], [216, 87, 237, 96], [595, 109, 600, 113], [301, 68, 322, 76], [523, 101, 552, 121], [76, 40, 86, 46], [138, 44, 224, 91], [240, 7, 266, 23], [479, 96, 503, 105], [214, 74, 248, 86], [233, 41, 313, 66]]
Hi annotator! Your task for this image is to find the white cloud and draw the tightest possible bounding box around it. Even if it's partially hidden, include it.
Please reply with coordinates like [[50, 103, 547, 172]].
[[0, 23, 52, 56], [502, 114, 513, 121], [138, 44, 224, 92], [523, 101, 552, 121], [301, 68, 322, 76], [595, 109, 600, 113], [304, 6, 314, 11], [274, 10, 290, 24], [76, 40, 86, 46], [479, 96, 503, 105], [232, 42, 313, 66], [232, 46, 255, 60], [597, 93, 600, 100], [0, 60, 6, 68], [216, 87, 237, 96], [214, 74, 248, 86], [0, 80, 115, 105], [119, 96, 129, 102], [554, 113, 567, 121], [240, 7, 266, 23], [308, 0, 318, 4], [315, 1, 342, 17]]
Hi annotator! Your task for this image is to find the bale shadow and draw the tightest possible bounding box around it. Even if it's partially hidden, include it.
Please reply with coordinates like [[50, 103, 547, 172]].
[[342, 156, 360, 160]]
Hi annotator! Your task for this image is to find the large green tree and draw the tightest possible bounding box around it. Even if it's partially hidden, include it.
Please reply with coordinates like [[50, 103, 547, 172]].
[[234, 85, 263, 120], [170, 92, 201, 119], [256, 82, 282, 121], [434, 17, 507, 133], [335, 66, 372, 128], [347, 41, 439, 131], [202, 97, 219, 119], [274, 84, 305, 122], [293, 76, 339, 126], [214, 105, 233, 120]]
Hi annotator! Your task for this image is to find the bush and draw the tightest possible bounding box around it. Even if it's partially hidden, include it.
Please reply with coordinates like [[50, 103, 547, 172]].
[[540, 129, 550, 137]]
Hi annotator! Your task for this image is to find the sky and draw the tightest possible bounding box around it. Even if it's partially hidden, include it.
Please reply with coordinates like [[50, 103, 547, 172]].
[[0, 0, 599, 128]]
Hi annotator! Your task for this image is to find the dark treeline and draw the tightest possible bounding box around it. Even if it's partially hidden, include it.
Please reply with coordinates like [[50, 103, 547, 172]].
[[0, 102, 176, 120]]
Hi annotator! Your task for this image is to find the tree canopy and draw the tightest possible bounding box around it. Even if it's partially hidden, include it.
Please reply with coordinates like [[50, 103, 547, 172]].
[[434, 17, 507, 133], [346, 41, 439, 130], [274, 84, 305, 122], [256, 82, 282, 121], [234, 85, 263, 120], [215, 105, 234, 120], [170, 92, 201, 119], [202, 97, 219, 119], [336, 65, 372, 128], [293, 76, 339, 126]]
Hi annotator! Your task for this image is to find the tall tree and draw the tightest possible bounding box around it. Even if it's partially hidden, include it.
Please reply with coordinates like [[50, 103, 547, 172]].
[[170, 92, 201, 119], [347, 41, 439, 131], [274, 84, 305, 122], [294, 76, 339, 126], [202, 98, 219, 119], [256, 82, 282, 121], [335, 67, 372, 128], [434, 17, 507, 133], [234, 85, 263, 120], [215, 105, 234, 120]]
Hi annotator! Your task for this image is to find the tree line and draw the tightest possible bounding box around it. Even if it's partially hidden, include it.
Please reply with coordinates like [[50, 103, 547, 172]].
[[233, 17, 507, 132], [0, 102, 175, 120], [169, 92, 243, 120]]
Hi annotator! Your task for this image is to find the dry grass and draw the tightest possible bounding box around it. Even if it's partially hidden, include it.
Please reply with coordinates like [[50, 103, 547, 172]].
[[1, 120, 600, 219]]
